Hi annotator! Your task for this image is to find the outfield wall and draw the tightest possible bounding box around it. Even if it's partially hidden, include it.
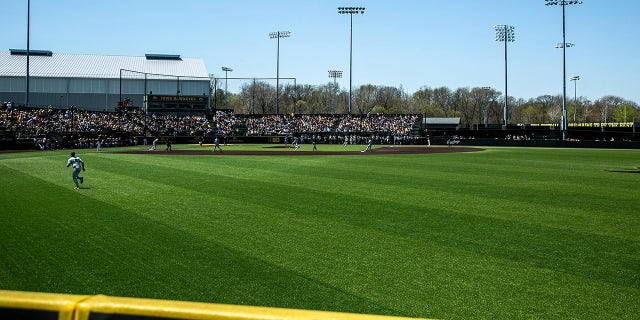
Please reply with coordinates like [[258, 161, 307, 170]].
[[0, 290, 432, 320], [3, 135, 640, 151], [457, 138, 640, 149]]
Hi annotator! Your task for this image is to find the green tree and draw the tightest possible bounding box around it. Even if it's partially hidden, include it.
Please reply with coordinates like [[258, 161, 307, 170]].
[[433, 87, 452, 117], [450, 87, 470, 125], [412, 87, 444, 117], [612, 103, 637, 123], [594, 95, 625, 123], [238, 81, 274, 114]]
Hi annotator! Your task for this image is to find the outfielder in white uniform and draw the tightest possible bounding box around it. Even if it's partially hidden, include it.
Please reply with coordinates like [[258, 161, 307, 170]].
[[66, 152, 85, 189]]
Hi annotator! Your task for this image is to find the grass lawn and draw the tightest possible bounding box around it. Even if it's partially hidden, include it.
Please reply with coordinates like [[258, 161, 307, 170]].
[[0, 144, 638, 319]]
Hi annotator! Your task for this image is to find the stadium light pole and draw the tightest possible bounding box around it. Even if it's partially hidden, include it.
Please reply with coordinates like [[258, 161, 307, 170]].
[[222, 67, 232, 94], [570, 75, 580, 123], [546, 0, 582, 140], [118, 69, 122, 105], [25, 0, 30, 108], [222, 67, 232, 109], [328, 70, 343, 114], [494, 25, 514, 129], [481, 86, 492, 129], [556, 42, 575, 134], [269, 31, 291, 115], [338, 6, 365, 114]]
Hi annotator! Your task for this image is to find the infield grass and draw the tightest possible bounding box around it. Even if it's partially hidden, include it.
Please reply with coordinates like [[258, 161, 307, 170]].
[[0, 144, 638, 319]]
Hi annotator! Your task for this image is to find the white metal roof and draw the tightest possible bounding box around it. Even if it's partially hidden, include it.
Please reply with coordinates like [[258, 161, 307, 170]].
[[0, 52, 209, 80]]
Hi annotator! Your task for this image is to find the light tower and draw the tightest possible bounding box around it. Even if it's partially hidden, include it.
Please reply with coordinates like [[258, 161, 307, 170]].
[[570, 75, 580, 123], [25, 0, 31, 108], [221, 67, 233, 93], [494, 25, 515, 129], [221, 67, 233, 109], [546, 0, 582, 140], [269, 31, 291, 115], [338, 6, 365, 114], [328, 70, 343, 114]]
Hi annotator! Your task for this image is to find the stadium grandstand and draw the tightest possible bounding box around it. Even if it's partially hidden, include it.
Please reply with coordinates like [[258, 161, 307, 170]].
[[1, 50, 637, 150], [0, 50, 210, 112]]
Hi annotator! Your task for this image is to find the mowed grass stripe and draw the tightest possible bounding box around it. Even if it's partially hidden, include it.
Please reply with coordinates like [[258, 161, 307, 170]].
[[149, 152, 638, 240], [0, 165, 403, 316], [33, 154, 640, 318], [95, 151, 640, 318], [77, 153, 640, 289], [0, 153, 442, 315], [186, 199, 639, 319], [1, 147, 639, 319]]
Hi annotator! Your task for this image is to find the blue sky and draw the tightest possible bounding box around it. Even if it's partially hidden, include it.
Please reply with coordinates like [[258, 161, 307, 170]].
[[3, 0, 639, 103]]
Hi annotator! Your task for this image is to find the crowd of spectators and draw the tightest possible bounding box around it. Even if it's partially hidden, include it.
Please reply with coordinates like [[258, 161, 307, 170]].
[[244, 114, 338, 136], [336, 114, 418, 134], [301, 133, 419, 145], [0, 106, 147, 138], [1, 103, 420, 143]]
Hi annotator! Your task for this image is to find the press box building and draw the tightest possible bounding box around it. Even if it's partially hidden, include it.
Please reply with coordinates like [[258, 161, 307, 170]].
[[0, 50, 211, 113]]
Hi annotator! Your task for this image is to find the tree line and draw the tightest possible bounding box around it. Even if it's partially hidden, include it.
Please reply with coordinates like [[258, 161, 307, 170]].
[[212, 81, 638, 127]]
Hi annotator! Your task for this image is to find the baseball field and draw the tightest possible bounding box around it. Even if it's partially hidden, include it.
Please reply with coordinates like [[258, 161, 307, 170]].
[[0, 144, 638, 319]]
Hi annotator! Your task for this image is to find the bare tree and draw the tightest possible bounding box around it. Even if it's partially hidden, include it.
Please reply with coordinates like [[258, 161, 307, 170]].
[[433, 87, 452, 117], [534, 95, 561, 124], [450, 87, 470, 124], [467, 87, 499, 128], [412, 86, 444, 117], [239, 81, 275, 114], [594, 95, 626, 124], [352, 84, 377, 114], [373, 86, 406, 114], [223, 80, 637, 129]]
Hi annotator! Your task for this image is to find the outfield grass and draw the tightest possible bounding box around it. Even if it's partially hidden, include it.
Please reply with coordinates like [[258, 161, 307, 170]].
[[0, 145, 638, 319]]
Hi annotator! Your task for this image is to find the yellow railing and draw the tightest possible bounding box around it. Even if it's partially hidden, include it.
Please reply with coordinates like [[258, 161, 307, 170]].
[[0, 290, 433, 320]]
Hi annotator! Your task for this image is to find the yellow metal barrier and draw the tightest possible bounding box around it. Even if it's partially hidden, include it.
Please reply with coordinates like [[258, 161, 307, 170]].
[[0, 290, 432, 320], [0, 290, 90, 320]]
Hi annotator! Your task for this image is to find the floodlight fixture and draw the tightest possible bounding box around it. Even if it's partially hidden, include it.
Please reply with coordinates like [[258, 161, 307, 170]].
[[328, 70, 343, 79], [545, 0, 582, 5], [555, 42, 575, 48], [546, 0, 582, 140], [269, 31, 292, 114], [328, 70, 343, 114], [494, 25, 515, 127], [494, 25, 515, 42], [338, 7, 365, 14], [269, 31, 291, 39], [338, 6, 366, 114]]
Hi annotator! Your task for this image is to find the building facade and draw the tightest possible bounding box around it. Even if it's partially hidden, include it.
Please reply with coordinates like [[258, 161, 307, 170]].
[[0, 50, 211, 113]]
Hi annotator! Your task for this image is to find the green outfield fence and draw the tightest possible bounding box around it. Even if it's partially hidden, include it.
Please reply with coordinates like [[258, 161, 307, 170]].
[[0, 290, 433, 320]]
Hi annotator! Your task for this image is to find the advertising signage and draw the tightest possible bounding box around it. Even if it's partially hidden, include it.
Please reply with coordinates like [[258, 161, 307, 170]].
[[148, 95, 207, 103], [145, 95, 209, 114]]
